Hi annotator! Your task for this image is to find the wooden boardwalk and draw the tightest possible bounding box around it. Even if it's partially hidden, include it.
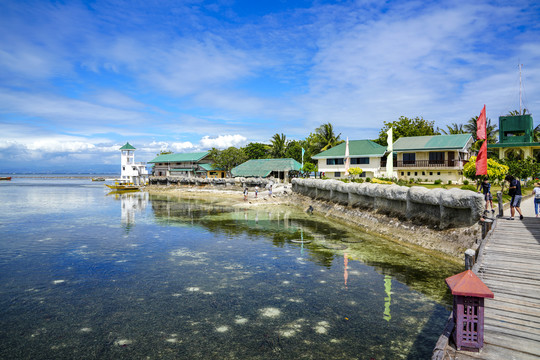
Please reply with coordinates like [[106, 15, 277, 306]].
[[451, 202, 540, 359]]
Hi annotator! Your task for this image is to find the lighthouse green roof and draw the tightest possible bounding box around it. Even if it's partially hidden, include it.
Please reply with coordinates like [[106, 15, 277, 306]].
[[119, 142, 136, 150]]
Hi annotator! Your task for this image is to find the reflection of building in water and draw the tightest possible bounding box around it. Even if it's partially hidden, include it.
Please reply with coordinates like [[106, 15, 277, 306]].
[[114, 192, 148, 226], [384, 275, 392, 322]]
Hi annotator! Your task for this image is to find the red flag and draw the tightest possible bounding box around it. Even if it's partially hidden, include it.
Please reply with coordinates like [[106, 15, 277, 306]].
[[477, 105, 486, 140], [476, 141, 487, 176]]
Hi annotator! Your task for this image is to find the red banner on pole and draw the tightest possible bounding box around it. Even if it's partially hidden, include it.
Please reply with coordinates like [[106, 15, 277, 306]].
[[477, 105, 486, 140], [476, 141, 487, 176]]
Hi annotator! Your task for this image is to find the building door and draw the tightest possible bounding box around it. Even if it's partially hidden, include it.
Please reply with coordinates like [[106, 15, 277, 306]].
[[448, 152, 455, 166]]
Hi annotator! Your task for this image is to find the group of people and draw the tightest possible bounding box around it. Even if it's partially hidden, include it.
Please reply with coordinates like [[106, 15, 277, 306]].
[[478, 174, 540, 220], [243, 184, 272, 201]]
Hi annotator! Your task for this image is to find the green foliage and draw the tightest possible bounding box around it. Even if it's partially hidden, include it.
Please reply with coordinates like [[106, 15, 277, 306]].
[[503, 157, 540, 180], [347, 167, 363, 179], [460, 185, 477, 191], [434, 179, 442, 185], [464, 116, 498, 150], [375, 116, 439, 145], [157, 150, 173, 156], [365, 177, 371, 182], [447, 180, 452, 185], [242, 142, 269, 160], [208, 147, 247, 175], [269, 133, 288, 158], [301, 162, 317, 174], [463, 156, 509, 183], [463, 179, 469, 185], [285, 140, 303, 163], [312, 123, 344, 153], [440, 123, 465, 135]]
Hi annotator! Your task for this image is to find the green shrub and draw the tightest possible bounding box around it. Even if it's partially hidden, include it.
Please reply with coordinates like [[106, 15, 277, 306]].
[[366, 177, 371, 182], [460, 185, 476, 191], [447, 180, 452, 185], [434, 179, 442, 185], [463, 179, 469, 185]]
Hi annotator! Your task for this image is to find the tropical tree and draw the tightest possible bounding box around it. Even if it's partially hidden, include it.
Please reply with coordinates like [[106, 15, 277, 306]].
[[463, 156, 508, 184], [440, 123, 465, 135], [348, 167, 363, 179], [313, 123, 344, 153], [243, 142, 269, 160], [156, 150, 173, 156], [269, 133, 288, 158], [503, 157, 540, 181], [506, 109, 530, 116], [375, 116, 439, 145], [463, 116, 498, 148], [301, 162, 317, 176], [285, 140, 303, 163], [208, 147, 248, 176]]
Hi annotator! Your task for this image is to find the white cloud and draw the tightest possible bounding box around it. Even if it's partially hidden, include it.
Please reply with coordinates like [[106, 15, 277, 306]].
[[200, 134, 247, 149]]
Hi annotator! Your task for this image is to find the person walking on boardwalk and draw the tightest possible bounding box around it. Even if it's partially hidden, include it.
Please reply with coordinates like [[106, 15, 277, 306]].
[[243, 187, 248, 201], [532, 183, 540, 217], [478, 177, 494, 214], [505, 174, 523, 220]]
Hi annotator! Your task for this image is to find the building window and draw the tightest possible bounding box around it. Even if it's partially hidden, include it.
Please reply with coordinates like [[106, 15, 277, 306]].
[[403, 153, 416, 164], [122, 166, 125, 170], [360, 172, 366, 177], [422, 171, 425, 176], [351, 157, 369, 164], [429, 152, 445, 164], [414, 172, 418, 176], [334, 172, 341, 177], [429, 172, 433, 176], [437, 172, 441, 175], [407, 172, 410, 176], [401, 172, 404, 176]]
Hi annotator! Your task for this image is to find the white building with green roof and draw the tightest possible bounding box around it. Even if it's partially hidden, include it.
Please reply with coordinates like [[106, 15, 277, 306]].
[[147, 151, 226, 178], [231, 158, 301, 182], [119, 142, 149, 185], [388, 134, 473, 183], [312, 140, 387, 179]]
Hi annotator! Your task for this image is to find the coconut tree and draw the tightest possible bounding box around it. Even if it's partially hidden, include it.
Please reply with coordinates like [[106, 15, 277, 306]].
[[313, 122, 344, 153], [464, 116, 498, 151], [269, 133, 288, 158], [440, 123, 465, 135]]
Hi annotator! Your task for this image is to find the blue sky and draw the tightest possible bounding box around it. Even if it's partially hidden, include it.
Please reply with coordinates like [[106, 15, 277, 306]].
[[1, 0, 539, 172]]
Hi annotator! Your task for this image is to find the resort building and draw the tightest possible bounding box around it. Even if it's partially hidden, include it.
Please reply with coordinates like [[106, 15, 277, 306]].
[[231, 158, 302, 182], [312, 140, 387, 179], [119, 142, 149, 185], [487, 114, 539, 160], [388, 134, 474, 183], [148, 152, 226, 178]]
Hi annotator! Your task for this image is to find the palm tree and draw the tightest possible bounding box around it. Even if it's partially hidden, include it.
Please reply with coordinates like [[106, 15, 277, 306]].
[[506, 109, 530, 116], [440, 123, 465, 135], [269, 133, 288, 158], [464, 116, 498, 143], [313, 123, 344, 152]]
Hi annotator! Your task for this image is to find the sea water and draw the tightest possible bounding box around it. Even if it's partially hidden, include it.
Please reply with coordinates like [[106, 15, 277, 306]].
[[0, 177, 461, 359]]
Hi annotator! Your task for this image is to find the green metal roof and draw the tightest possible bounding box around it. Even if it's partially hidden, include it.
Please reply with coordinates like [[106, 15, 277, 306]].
[[231, 158, 302, 178], [312, 140, 386, 159], [148, 151, 209, 163], [119, 142, 136, 150], [392, 134, 472, 151], [197, 163, 225, 171]]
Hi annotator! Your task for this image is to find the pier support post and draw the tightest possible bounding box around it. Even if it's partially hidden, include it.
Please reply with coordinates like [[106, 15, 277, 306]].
[[497, 191, 503, 218]]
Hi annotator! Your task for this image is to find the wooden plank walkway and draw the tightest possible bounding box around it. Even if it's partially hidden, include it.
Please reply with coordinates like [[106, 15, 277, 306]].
[[452, 196, 540, 359]]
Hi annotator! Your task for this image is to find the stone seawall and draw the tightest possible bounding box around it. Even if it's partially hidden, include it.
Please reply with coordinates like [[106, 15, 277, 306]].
[[292, 178, 484, 229], [149, 176, 272, 188]]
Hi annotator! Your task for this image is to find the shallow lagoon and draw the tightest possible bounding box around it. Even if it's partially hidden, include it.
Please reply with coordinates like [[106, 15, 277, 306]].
[[0, 178, 461, 359]]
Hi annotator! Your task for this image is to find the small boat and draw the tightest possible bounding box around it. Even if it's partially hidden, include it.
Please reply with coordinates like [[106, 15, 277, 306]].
[[0, 177, 11, 181], [106, 182, 140, 191], [92, 177, 105, 181]]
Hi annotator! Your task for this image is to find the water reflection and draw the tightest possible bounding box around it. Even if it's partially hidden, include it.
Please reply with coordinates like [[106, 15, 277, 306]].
[[148, 194, 458, 305], [108, 191, 148, 228], [384, 275, 392, 322]]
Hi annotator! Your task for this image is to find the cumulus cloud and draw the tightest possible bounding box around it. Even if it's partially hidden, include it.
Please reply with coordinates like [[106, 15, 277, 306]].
[[200, 134, 247, 149]]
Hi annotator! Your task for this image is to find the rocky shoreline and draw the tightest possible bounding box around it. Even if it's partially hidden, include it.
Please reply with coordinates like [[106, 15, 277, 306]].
[[144, 183, 477, 261]]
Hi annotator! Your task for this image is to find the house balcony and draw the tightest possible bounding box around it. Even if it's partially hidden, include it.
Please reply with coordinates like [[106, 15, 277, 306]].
[[381, 160, 468, 169]]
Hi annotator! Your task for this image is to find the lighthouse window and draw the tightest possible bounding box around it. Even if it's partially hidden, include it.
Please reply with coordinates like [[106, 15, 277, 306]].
[[122, 166, 125, 170], [132, 166, 136, 170]]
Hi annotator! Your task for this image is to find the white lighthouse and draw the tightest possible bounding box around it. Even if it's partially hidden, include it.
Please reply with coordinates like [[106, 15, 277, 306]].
[[119, 142, 148, 185]]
